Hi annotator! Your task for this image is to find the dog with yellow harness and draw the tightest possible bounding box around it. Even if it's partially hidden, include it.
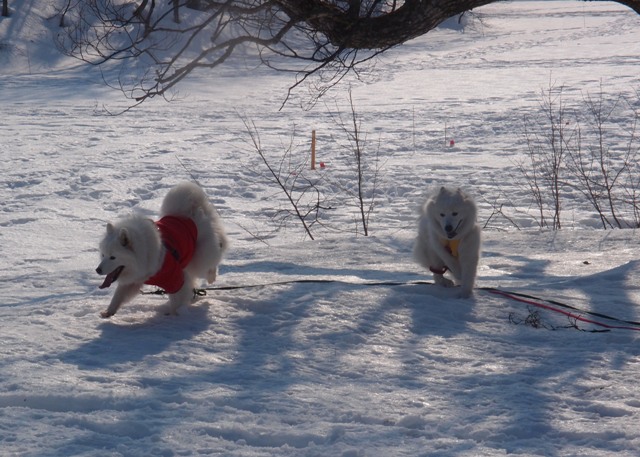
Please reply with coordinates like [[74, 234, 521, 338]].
[[413, 186, 481, 298]]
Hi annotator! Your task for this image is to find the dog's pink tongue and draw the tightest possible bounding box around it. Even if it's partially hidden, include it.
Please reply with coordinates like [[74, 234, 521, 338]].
[[99, 268, 121, 289], [99, 274, 115, 289]]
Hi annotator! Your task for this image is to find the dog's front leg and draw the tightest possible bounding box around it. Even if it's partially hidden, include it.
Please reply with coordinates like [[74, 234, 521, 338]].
[[166, 274, 196, 316], [101, 283, 141, 318], [458, 258, 478, 298], [457, 233, 481, 298], [444, 256, 462, 280], [433, 272, 455, 288], [432, 244, 461, 280]]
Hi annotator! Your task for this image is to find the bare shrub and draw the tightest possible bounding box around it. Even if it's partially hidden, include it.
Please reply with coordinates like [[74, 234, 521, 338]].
[[518, 82, 640, 229], [240, 116, 327, 241], [326, 88, 382, 236], [518, 82, 575, 229], [239, 90, 382, 240], [565, 86, 640, 228]]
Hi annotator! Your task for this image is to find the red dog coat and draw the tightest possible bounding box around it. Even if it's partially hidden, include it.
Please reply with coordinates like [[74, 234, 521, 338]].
[[145, 216, 198, 293]]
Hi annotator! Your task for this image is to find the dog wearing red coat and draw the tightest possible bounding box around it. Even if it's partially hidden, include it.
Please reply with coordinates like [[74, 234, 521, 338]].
[[96, 182, 228, 318]]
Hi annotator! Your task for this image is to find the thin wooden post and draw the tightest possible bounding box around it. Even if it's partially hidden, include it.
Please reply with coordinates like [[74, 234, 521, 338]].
[[311, 130, 316, 170]]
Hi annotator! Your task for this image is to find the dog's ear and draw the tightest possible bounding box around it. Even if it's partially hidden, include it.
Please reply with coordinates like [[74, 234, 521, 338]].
[[439, 186, 447, 194], [119, 228, 131, 248], [106, 223, 115, 234]]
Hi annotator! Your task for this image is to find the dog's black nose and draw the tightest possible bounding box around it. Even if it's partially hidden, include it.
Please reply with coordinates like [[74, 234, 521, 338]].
[[445, 224, 453, 233], [96, 267, 102, 275]]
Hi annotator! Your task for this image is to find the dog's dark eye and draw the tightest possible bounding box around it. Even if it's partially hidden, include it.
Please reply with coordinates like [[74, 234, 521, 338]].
[[452, 212, 458, 216], [440, 213, 445, 217], [110, 256, 116, 260]]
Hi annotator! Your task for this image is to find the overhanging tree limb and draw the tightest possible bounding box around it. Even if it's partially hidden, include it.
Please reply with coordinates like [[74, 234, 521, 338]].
[[58, 0, 640, 106]]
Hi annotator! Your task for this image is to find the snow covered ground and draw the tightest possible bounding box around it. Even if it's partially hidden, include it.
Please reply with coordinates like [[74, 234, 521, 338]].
[[2, 1, 640, 456]]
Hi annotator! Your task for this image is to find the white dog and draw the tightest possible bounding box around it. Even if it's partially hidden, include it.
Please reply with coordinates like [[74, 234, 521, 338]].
[[96, 182, 228, 318], [414, 187, 481, 298]]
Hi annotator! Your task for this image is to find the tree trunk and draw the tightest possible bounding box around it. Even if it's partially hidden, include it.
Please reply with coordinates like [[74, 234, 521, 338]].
[[277, 0, 640, 49], [173, 0, 180, 24], [277, 0, 496, 49], [616, 0, 640, 14]]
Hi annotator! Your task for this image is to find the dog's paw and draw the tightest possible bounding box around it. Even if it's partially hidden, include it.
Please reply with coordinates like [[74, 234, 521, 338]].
[[206, 268, 217, 284], [163, 303, 181, 316], [100, 310, 114, 318], [434, 276, 455, 288], [457, 287, 473, 299]]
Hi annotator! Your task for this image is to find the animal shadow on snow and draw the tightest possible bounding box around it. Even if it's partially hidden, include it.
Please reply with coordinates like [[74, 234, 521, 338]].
[[224, 257, 478, 341], [222, 259, 398, 282], [360, 282, 477, 340], [60, 302, 213, 369]]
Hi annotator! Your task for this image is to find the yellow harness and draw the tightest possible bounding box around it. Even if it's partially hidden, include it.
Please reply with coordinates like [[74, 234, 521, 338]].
[[441, 238, 460, 258]]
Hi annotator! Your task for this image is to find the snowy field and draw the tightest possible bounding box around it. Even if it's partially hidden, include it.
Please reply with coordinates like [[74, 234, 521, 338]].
[[2, 1, 640, 456]]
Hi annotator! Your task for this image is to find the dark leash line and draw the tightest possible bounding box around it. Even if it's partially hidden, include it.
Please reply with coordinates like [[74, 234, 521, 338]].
[[140, 279, 640, 331], [140, 278, 435, 295]]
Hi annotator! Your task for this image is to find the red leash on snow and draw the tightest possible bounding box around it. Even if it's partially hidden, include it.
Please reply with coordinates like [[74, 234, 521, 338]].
[[485, 288, 640, 332]]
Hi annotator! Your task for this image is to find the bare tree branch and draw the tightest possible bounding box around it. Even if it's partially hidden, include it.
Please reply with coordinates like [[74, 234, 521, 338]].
[[57, 0, 640, 106]]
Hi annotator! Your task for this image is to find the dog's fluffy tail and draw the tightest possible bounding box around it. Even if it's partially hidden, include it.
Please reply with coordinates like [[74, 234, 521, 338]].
[[162, 182, 229, 279], [160, 182, 215, 219]]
